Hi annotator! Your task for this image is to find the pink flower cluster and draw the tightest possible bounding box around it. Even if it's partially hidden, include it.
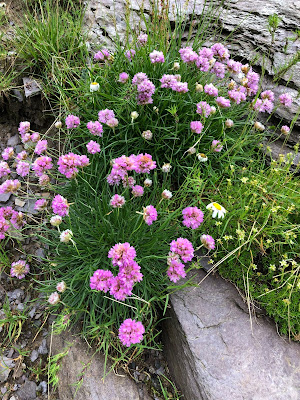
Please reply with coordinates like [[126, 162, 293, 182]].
[[200, 234, 215, 250], [279, 93, 293, 107], [125, 49, 136, 61], [107, 153, 156, 186], [110, 194, 126, 208], [119, 72, 129, 83], [149, 50, 164, 63], [0, 179, 21, 194], [94, 48, 111, 62], [2, 147, 14, 160], [98, 109, 118, 127], [182, 206, 204, 229], [90, 243, 143, 301], [34, 140, 48, 155], [204, 83, 218, 97], [86, 140, 101, 154], [65, 115, 80, 129], [143, 205, 157, 226], [190, 121, 203, 134], [34, 199, 47, 211], [167, 238, 194, 282], [132, 185, 144, 197], [52, 194, 69, 217], [118, 318, 145, 347], [196, 101, 212, 117], [87, 121, 103, 136], [159, 74, 188, 93], [57, 153, 89, 178], [32, 156, 53, 177], [16, 161, 30, 177], [0, 206, 24, 238], [211, 140, 223, 152], [0, 161, 10, 178], [10, 260, 30, 279]]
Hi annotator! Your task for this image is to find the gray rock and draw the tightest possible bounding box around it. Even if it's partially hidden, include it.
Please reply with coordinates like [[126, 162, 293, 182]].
[[0, 356, 15, 382], [15, 199, 38, 215], [12, 89, 24, 103], [15, 381, 37, 400], [23, 77, 42, 98], [0, 193, 12, 203], [7, 135, 20, 147], [162, 270, 300, 400], [36, 381, 47, 395], [37, 339, 48, 355], [50, 330, 151, 400], [7, 289, 24, 301], [30, 350, 39, 363]]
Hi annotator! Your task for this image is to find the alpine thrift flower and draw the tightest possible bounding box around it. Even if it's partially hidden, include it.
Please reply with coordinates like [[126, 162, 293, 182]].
[[90, 269, 113, 292], [16, 161, 30, 177], [279, 93, 293, 107], [86, 140, 101, 154], [149, 50, 165, 63], [32, 156, 53, 177], [108, 242, 137, 267], [18, 121, 30, 136], [281, 125, 290, 135], [10, 260, 30, 279], [55, 121, 62, 129], [0, 179, 21, 194], [142, 130, 153, 140], [125, 49, 136, 61], [182, 206, 204, 229], [137, 33, 148, 46], [65, 115, 80, 129], [225, 119, 234, 128], [118, 319, 145, 347], [196, 101, 212, 117], [170, 238, 194, 262], [204, 83, 218, 97], [144, 178, 152, 187], [167, 257, 186, 282], [52, 194, 69, 217], [216, 97, 231, 108], [94, 48, 111, 62], [200, 234, 215, 250], [34, 199, 48, 211], [48, 292, 60, 305], [161, 163, 171, 173], [109, 276, 133, 300], [31, 132, 40, 142], [143, 205, 157, 225], [211, 140, 223, 152], [190, 121, 203, 134], [162, 189, 172, 199], [110, 194, 126, 208], [132, 185, 144, 197], [56, 281, 67, 293], [98, 109, 115, 124], [34, 140, 48, 155], [2, 147, 14, 160], [50, 215, 62, 226], [119, 72, 129, 83], [60, 229, 73, 243], [106, 118, 119, 128], [0, 161, 10, 178], [87, 121, 103, 136], [39, 174, 50, 186]]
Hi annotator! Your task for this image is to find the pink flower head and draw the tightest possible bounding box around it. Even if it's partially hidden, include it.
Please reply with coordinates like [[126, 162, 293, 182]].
[[196, 101, 212, 117], [118, 318, 145, 347], [109, 276, 133, 300], [179, 47, 198, 63], [204, 83, 219, 97], [171, 81, 189, 93], [200, 234, 215, 250], [195, 55, 210, 71], [143, 205, 157, 226], [0, 217, 10, 239], [21, 133, 31, 144], [216, 97, 231, 108], [52, 194, 69, 217], [279, 93, 293, 107], [98, 109, 115, 124], [18, 121, 30, 136], [125, 49, 136, 61], [228, 87, 247, 104], [198, 47, 214, 60], [39, 174, 50, 186], [246, 70, 260, 95], [149, 50, 165, 63], [0, 179, 21, 194], [94, 48, 111, 62], [107, 118, 119, 128], [57, 153, 89, 178], [48, 292, 60, 305], [132, 185, 144, 197], [10, 260, 30, 279], [16, 161, 30, 177], [118, 260, 143, 283], [87, 121, 103, 136], [90, 269, 113, 292], [211, 140, 223, 152], [123, 176, 136, 188], [119, 72, 129, 83], [134, 153, 156, 173], [56, 281, 66, 293], [281, 125, 290, 135], [167, 258, 186, 282], [132, 72, 148, 86], [211, 61, 226, 79], [261, 90, 275, 102], [136, 79, 156, 105], [137, 33, 148, 46], [0, 161, 10, 178], [2, 147, 14, 161], [190, 121, 203, 134], [34, 198, 47, 211], [86, 140, 101, 154], [227, 59, 242, 73], [160, 74, 178, 89], [170, 238, 194, 262], [32, 156, 53, 177], [211, 43, 230, 60], [31, 132, 40, 142], [16, 151, 27, 162], [182, 206, 204, 229], [34, 140, 48, 155], [108, 242, 136, 267], [65, 115, 80, 129], [110, 194, 126, 208]]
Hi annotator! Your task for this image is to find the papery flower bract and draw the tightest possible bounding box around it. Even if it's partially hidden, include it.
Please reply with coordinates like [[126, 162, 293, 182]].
[[65, 115, 80, 129], [182, 206, 204, 229], [132, 185, 144, 197], [34, 140, 48, 155], [161, 163, 171, 173], [144, 178, 152, 187], [142, 130, 153, 140], [200, 234, 215, 250], [190, 121, 203, 134], [50, 215, 62, 226], [211, 140, 223, 152], [143, 205, 157, 225], [55, 121, 62, 129], [206, 202, 227, 219], [90, 269, 113, 292], [52, 195, 69, 217], [48, 292, 60, 305], [110, 194, 126, 208], [118, 318, 145, 347], [34, 198, 47, 211], [162, 189, 172, 199], [119, 72, 129, 83], [60, 229, 73, 243], [254, 121, 265, 131], [170, 238, 194, 262], [131, 111, 139, 121], [87, 121, 103, 137], [149, 50, 164, 63], [10, 260, 29, 279], [2, 147, 14, 160], [86, 140, 101, 154], [107, 118, 119, 128], [56, 281, 67, 293], [225, 119, 234, 128]]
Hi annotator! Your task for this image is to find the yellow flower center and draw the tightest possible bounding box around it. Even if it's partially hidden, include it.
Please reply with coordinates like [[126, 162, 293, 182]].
[[213, 202, 222, 210], [199, 153, 206, 158], [91, 82, 98, 85]]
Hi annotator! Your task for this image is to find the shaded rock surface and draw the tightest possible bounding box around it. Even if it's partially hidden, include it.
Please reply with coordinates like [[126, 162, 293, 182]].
[[162, 270, 300, 400], [50, 330, 151, 400]]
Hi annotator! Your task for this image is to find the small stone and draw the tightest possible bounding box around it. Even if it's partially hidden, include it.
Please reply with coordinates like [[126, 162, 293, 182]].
[[38, 339, 48, 355], [7, 135, 20, 147], [36, 381, 47, 395], [7, 289, 24, 301], [0, 193, 12, 203], [17, 303, 24, 311], [28, 307, 36, 319], [30, 350, 39, 363], [15, 145, 23, 154], [14, 199, 25, 207], [23, 77, 42, 98], [0, 356, 15, 382], [15, 381, 37, 400]]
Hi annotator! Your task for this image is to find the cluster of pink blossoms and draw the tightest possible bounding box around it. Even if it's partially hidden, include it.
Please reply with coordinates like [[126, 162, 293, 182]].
[[87, 121, 103, 136], [137, 33, 148, 46], [52, 194, 69, 217], [10, 260, 30, 279], [57, 153, 89, 178], [211, 140, 223, 152], [119, 72, 129, 83], [65, 115, 80, 129], [110, 194, 126, 208], [200, 234, 215, 250], [34, 140, 48, 155], [34, 199, 47, 212], [118, 318, 145, 347], [90, 242, 143, 301], [132, 72, 156, 105], [167, 238, 194, 282], [0, 179, 21, 194], [94, 48, 111, 62], [182, 206, 204, 229], [149, 50, 164, 63], [0, 206, 24, 239], [86, 140, 101, 154], [159, 73, 189, 93], [16, 161, 30, 177], [107, 153, 156, 186], [0, 161, 10, 178], [142, 205, 157, 226], [98, 109, 118, 128], [125, 49, 136, 61], [32, 156, 53, 177], [2, 147, 14, 160], [190, 121, 203, 134]]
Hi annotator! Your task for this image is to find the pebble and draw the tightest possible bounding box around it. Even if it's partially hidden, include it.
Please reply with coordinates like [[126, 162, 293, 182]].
[[7, 135, 20, 147], [37, 339, 48, 355], [30, 350, 39, 363], [0, 193, 12, 203], [15, 381, 37, 400], [0, 356, 15, 383], [37, 381, 47, 395], [7, 289, 24, 301]]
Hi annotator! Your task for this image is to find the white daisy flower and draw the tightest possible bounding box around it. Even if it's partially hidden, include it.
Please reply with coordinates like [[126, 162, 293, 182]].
[[90, 82, 100, 92], [197, 153, 208, 162], [206, 202, 227, 219]]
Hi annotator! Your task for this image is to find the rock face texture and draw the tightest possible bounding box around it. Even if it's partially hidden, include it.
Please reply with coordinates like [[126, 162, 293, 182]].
[[162, 270, 300, 400], [84, 0, 300, 143], [50, 330, 151, 400]]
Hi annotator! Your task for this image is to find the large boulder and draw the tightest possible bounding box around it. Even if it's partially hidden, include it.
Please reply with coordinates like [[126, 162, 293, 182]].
[[162, 270, 300, 400]]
